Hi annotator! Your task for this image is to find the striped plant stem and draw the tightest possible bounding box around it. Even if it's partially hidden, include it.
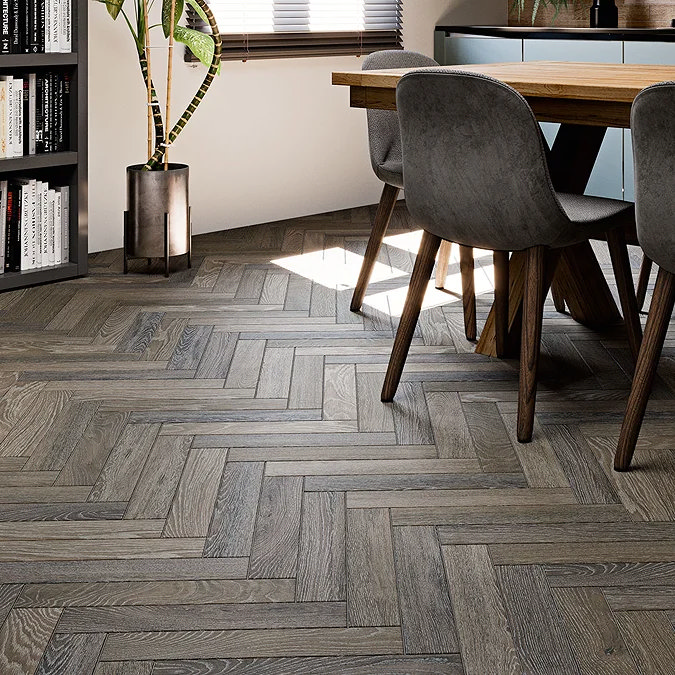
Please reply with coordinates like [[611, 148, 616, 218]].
[[143, 0, 222, 170], [138, 54, 165, 163]]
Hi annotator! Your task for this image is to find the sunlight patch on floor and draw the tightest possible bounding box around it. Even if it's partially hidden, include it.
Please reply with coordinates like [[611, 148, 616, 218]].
[[363, 266, 496, 317], [271, 247, 407, 290], [271, 232, 496, 318]]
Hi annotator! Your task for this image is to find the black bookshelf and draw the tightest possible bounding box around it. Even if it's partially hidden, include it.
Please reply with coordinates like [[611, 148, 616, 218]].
[[0, 0, 87, 292]]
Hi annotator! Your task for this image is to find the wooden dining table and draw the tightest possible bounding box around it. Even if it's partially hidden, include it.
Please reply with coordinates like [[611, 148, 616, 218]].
[[332, 61, 675, 357]]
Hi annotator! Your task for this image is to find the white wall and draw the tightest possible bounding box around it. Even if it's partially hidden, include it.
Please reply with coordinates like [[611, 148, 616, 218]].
[[88, 0, 506, 252]]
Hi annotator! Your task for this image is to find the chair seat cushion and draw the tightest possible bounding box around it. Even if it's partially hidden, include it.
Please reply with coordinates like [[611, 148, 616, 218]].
[[374, 159, 404, 189], [552, 193, 635, 248]]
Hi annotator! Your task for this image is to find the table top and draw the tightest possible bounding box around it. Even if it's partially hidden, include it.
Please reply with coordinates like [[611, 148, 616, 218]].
[[436, 25, 675, 42], [332, 61, 675, 103]]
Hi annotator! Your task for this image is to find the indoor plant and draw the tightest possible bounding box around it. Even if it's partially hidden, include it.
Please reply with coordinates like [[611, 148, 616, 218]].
[[97, 0, 222, 272], [511, 0, 582, 24]]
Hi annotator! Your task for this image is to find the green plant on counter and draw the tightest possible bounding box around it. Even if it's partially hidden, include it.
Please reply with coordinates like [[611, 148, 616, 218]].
[[511, 0, 582, 24]]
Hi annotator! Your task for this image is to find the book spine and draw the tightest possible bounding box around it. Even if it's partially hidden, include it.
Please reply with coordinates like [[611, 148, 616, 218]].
[[48, 71, 55, 153], [44, 0, 49, 52], [43, 73, 51, 154], [47, 188, 55, 265], [59, 184, 68, 262], [13, 77, 22, 157], [1, 0, 9, 54], [51, 0, 58, 53], [35, 74, 44, 153], [19, 183, 29, 270], [8, 0, 20, 53], [41, 181, 49, 266], [60, 0, 70, 53], [0, 80, 7, 158], [62, 71, 70, 149], [0, 180, 7, 273], [28, 0, 38, 53], [29, 180, 37, 269], [8, 183, 20, 271], [3, 77, 12, 158], [34, 180, 42, 268], [27, 74, 36, 155], [53, 189, 61, 264], [3, 184, 10, 272], [54, 73, 62, 151]]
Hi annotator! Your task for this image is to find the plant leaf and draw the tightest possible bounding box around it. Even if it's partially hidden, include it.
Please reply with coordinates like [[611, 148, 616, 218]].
[[174, 25, 215, 69], [101, 0, 126, 20], [185, 0, 209, 25], [162, 0, 185, 38]]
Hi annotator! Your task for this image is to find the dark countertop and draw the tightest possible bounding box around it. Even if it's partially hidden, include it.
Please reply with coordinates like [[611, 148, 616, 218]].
[[435, 25, 675, 42]]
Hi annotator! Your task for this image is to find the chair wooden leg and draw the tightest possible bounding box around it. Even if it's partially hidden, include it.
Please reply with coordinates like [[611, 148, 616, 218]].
[[459, 245, 477, 341], [636, 254, 653, 313], [606, 228, 643, 362], [615, 268, 675, 471], [517, 246, 547, 443], [435, 240, 452, 289], [493, 250, 510, 358], [350, 183, 400, 312], [382, 231, 441, 402]]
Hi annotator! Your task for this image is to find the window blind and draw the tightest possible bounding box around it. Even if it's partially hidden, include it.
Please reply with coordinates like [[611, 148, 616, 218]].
[[185, 1, 403, 62]]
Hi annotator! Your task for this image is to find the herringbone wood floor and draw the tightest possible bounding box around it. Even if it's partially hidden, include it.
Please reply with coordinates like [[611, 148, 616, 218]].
[[0, 203, 674, 675]]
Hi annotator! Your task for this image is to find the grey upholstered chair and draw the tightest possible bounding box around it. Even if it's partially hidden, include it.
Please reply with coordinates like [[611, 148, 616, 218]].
[[382, 69, 641, 443], [351, 50, 477, 341], [615, 82, 675, 471]]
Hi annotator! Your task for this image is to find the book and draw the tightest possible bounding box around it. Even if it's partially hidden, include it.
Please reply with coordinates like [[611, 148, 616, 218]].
[[13, 76, 22, 157], [56, 184, 68, 262], [60, 0, 71, 53], [62, 72, 70, 149], [1, 0, 9, 54], [14, 178, 35, 270], [35, 179, 43, 267], [0, 78, 7, 157], [9, 0, 20, 54], [43, 74, 51, 154], [48, 71, 56, 152], [24, 73, 37, 155], [54, 73, 63, 151], [4, 181, 20, 272], [35, 74, 44, 153], [28, 0, 41, 53], [0, 76, 13, 158], [0, 180, 6, 272], [53, 187, 61, 264], [43, 73, 50, 154], [50, 0, 59, 54], [47, 188, 55, 265], [44, 0, 49, 52]]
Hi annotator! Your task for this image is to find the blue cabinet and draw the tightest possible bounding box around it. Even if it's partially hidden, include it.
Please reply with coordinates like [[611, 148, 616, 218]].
[[436, 35, 522, 65]]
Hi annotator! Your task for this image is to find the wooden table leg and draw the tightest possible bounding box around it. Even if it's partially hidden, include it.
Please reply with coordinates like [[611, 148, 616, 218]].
[[476, 250, 561, 358], [546, 124, 620, 326]]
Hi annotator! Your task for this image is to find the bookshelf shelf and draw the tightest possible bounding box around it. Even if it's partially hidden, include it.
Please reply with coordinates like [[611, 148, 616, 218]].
[[0, 262, 80, 291], [0, 0, 87, 292], [0, 54, 78, 69], [0, 152, 78, 173]]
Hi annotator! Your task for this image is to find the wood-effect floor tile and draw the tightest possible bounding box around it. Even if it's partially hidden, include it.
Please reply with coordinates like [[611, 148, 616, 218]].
[[0, 211, 672, 672]]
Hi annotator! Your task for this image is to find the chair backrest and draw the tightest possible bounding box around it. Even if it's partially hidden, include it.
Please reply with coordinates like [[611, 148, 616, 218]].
[[363, 50, 438, 173], [396, 69, 571, 252], [630, 82, 675, 275]]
